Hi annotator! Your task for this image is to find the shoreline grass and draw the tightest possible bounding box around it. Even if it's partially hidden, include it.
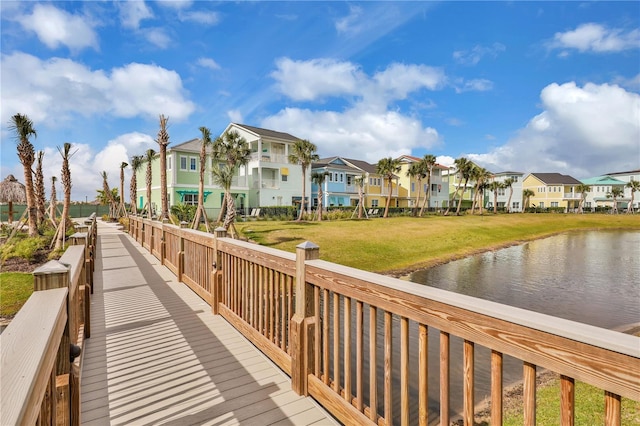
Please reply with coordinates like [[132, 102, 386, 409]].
[[237, 213, 640, 275]]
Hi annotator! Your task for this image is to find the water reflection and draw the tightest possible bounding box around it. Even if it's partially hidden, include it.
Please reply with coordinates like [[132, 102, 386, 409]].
[[410, 231, 640, 329]]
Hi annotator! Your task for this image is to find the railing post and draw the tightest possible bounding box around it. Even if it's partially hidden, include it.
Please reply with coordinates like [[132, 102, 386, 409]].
[[68, 233, 90, 339], [290, 241, 320, 395], [160, 224, 166, 265], [33, 261, 75, 426], [212, 227, 227, 315], [177, 230, 185, 283]]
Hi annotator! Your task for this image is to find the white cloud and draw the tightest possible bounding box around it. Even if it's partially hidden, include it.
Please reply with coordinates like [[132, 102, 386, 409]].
[[335, 5, 364, 35], [227, 109, 243, 123], [17, 4, 98, 52], [178, 10, 220, 25], [436, 156, 455, 167], [119, 0, 154, 30], [158, 1, 193, 10], [271, 58, 364, 101], [453, 43, 505, 66], [1, 52, 195, 125], [454, 78, 494, 93], [549, 23, 640, 53], [373, 63, 445, 98], [467, 82, 640, 177], [143, 28, 172, 48], [262, 106, 440, 164], [613, 73, 640, 91], [197, 57, 221, 70]]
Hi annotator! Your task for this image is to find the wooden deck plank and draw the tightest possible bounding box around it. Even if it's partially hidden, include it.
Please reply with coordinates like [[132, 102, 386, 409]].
[[81, 221, 337, 425]]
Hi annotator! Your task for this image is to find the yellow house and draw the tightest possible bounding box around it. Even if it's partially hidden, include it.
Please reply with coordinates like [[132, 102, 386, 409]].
[[396, 155, 449, 209], [522, 173, 583, 211], [338, 158, 394, 210]]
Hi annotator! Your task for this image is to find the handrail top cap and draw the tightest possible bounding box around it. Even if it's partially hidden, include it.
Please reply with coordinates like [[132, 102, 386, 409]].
[[297, 241, 319, 250], [33, 260, 70, 275], [69, 232, 87, 238], [214, 227, 227, 232]]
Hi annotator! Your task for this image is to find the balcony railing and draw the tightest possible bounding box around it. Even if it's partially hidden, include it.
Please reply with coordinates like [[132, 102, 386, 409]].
[[250, 153, 289, 164], [252, 178, 279, 189], [564, 193, 582, 199]]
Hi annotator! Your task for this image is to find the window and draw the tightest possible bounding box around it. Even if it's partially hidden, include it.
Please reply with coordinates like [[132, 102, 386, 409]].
[[431, 183, 438, 192], [167, 156, 172, 170], [347, 175, 353, 185], [511, 175, 519, 182], [190, 157, 197, 171], [340, 173, 344, 182], [180, 156, 187, 170], [282, 174, 288, 182], [411, 182, 415, 192], [372, 199, 379, 207], [183, 194, 197, 205], [334, 172, 338, 181], [512, 202, 520, 209], [551, 202, 558, 207], [498, 188, 505, 196], [424, 183, 428, 192], [329, 173, 333, 182], [539, 202, 545, 208]]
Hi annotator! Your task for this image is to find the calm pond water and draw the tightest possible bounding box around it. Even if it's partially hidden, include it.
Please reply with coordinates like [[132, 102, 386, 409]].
[[409, 230, 640, 330]]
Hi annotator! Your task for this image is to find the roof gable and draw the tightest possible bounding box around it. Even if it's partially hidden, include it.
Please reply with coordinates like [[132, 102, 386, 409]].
[[580, 176, 626, 185], [232, 123, 300, 142], [170, 138, 201, 152]]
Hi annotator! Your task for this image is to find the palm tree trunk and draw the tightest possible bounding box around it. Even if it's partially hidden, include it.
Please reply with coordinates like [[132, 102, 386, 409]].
[[383, 178, 392, 218], [22, 165, 38, 237], [298, 169, 307, 221], [317, 188, 323, 222], [506, 188, 513, 213], [414, 178, 421, 217], [493, 191, 498, 214], [455, 179, 468, 216], [223, 191, 236, 233]]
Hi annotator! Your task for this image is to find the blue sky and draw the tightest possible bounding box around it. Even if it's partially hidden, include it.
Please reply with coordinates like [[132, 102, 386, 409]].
[[1, 1, 639, 201]]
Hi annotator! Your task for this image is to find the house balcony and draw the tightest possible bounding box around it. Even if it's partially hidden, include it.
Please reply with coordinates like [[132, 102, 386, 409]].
[[250, 153, 289, 164], [563, 193, 582, 199], [252, 178, 279, 189]]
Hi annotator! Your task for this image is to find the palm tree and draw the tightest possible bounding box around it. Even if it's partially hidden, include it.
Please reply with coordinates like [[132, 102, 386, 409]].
[[470, 167, 492, 214], [607, 187, 624, 214], [129, 155, 144, 215], [523, 189, 535, 211], [10, 113, 38, 236], [444, 157, 473, 216], [575, 184, 591, 214], [118, 162, 128, 217], [212, 130, 252, 223], [101, 171, 118, 218], [355, 174, 366, 219], [288, 139, 319, 221], [144, 149, 156, 219], [311, 171, 329, 221], [376, 157, 401, 218], [96, 188, 119, 205], [625, 180, 640, 214], [156, 114, 170, 221], [35, 151, 46, 225], [406, 162, 424, 216], [192, 126, 212, 231], [503, 177, 515, 213], [211, 164, 238, 236], [55, 143, 74, 250], [487, 180, 502, 214], [49, 176, 57, 226], [419, 154, 436, 217]]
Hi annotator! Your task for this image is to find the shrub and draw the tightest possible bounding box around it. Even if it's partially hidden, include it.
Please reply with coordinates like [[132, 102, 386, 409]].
[[0, 236, 47, 263]]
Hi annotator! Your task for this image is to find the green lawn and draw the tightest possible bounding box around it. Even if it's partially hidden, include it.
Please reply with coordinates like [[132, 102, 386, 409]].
[[0, 272, 33, 318], [237, 213, 640, 274]]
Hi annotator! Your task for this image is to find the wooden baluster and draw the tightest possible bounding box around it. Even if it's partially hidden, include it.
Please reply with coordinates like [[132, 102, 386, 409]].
[[344, 296, 352, 403], [356, 300, 364, 412], [463, 340, 474, 426], [523, 362, 536, 426], [212, 227, 226, 315], [384, 311, 393, 426], [333, 292, 340, 394], [419, 324, 428, 426], [314, 286, 321, 377], [369, 306, 378, 423], [604, 391, 621, 426], [323, 289, 330, 385], [560, 375, 574, 426], [491, 350, 503, 426], [401, 317, 409, 426], [440, 331, 450, 426]]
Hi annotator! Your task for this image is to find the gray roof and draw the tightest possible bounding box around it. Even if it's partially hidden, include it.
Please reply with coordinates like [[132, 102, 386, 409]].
[[170, 138, 202, 152], [494, 171, 525, 175], [606, 169, 640, 176], [234, 124, 300, 142], [529, 173, 582, 185], [342, 158, 378, 174]]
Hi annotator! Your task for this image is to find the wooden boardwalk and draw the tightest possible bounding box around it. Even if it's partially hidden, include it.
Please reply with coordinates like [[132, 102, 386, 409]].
[[81, 222, 337, 426]]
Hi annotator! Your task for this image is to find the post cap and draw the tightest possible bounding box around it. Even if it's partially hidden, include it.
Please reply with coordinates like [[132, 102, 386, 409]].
[[296, 241, 319, 250], [33, 260, 71, 275]]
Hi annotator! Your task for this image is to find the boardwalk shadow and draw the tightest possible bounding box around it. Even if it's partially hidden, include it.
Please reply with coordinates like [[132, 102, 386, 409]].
[[82, 225, 327, 425]]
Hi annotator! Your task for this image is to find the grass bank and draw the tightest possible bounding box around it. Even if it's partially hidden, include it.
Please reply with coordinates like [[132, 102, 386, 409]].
[[237, 213, 640, 275], [0, 272, 33, 318]]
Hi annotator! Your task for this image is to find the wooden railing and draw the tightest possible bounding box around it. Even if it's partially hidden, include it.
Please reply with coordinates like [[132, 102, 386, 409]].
[[128, 216, 639, 426], [0, 216, 96, 425]]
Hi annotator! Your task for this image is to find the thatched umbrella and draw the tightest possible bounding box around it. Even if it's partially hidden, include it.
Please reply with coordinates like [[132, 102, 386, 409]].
[[0, 175, 27, 223]]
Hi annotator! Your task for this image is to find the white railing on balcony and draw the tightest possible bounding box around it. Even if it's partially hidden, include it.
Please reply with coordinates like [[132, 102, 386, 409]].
[[253, 178, 279, 189], [250, 153, 289, 164], [564, 193, 582, 199]]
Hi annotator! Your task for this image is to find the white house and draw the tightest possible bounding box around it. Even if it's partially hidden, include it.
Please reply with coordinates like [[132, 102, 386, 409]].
[[491, 171, 525, 212]]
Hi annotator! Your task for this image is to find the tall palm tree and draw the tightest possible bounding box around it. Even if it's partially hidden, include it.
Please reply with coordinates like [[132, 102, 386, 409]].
[[156, 114, 170, 221], [118, 162, 128, 217], [575, 184, 591, 214], [311, 171, 329, 222], [471, 167, 492, 214], [419, 154, 436, 217], [10, 113, 38, 236], [502, 177, 515, 213], [625, 180, 640, 214], [129, 155, 144, 215], [192, 126, 212, 230], [55, 143, 74, 250], [523, 189, 535, 211], [607, 187, 624, 214], [376, 157, 401, 218], [288, 139, 319, 221], [487, 180, 502, 214], [406, 162, 424, 216], [355, 174, 366, 219], [144, 149, 156, 219], [212, 130, 252, 223], [101, 171, 118, 218], [35, 151, 46, 225], [444, 157, 473, 216], [49, 176, 57, 226]]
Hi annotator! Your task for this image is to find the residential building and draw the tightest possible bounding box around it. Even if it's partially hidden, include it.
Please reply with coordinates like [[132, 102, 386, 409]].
[[580, 176, 627, 210], [441, 162, 482, 209], [488, 171, 525, 212], [522, 173, 583, 211], [604, 169, 640, 210], [396, 155, 448, 210]]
